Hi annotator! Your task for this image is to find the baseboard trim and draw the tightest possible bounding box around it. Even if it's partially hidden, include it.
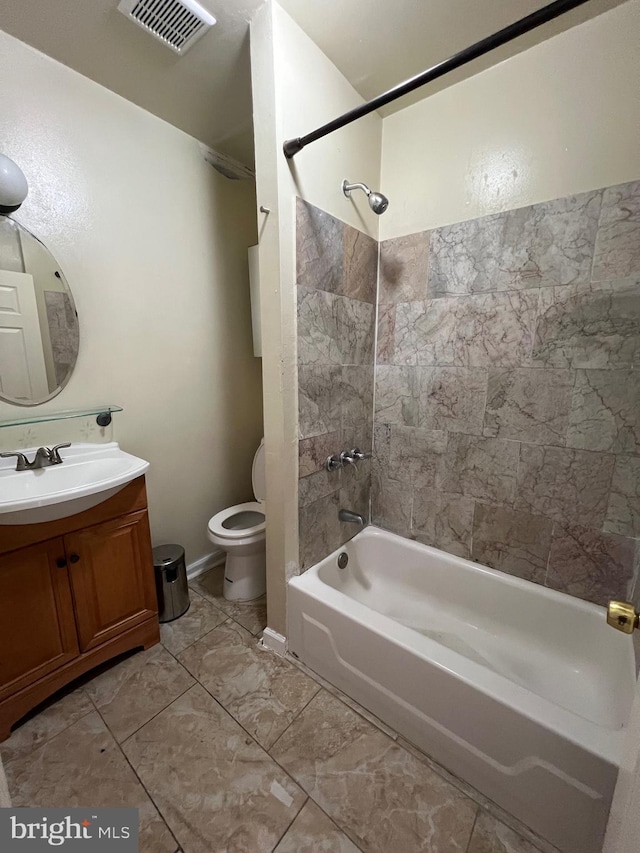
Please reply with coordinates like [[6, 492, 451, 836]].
[[259, 627, 287, 656], [187, 550, 225, 581]]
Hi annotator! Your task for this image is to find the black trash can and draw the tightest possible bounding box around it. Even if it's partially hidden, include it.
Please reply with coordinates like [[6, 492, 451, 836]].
[[153, 544, 190, 623]]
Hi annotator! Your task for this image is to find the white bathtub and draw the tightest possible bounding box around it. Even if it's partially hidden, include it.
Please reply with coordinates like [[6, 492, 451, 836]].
[[288, 526, 636, 853]]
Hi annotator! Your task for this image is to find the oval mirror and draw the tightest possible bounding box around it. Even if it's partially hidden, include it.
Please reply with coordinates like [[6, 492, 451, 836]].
[[0, 217, 79, 406]]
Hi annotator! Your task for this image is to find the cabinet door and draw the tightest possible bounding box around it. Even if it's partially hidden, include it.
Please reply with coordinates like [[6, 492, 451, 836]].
[[0, 539, 79, 701], [66, 510, 157, 653]]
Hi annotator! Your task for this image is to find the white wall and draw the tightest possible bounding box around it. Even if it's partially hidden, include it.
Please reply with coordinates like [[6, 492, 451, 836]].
[[251, 1, 382, 634], [380, 0, 640, 239], [0, 30, 263, 563]]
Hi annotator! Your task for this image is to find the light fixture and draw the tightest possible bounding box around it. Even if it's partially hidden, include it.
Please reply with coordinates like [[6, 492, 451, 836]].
[[0, 155, 28, 214]]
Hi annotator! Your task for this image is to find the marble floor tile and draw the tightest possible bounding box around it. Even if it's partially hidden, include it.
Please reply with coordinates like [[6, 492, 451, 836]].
[[286, 655, 399, 742], [0, 761, 9, 807], [85, 644, 195, 742], [5, 711, 177, 853], [123, 684, 305, 853], [273, 798, 361, 853], [178, 621, 319, 750], [190, 564, 268, 635], [271, 690, 477, 853], [0, 685, 93, 766], [160, 590, 227, 656], [467, 810, 545, 853], [396, 739, 561, 853]]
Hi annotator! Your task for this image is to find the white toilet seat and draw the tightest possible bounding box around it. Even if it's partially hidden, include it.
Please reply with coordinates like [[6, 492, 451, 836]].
[[208, 501, 265, 540]]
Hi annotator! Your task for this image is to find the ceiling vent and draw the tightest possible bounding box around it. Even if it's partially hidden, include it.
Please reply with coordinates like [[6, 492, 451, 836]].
[[117, 0, 216, 55]]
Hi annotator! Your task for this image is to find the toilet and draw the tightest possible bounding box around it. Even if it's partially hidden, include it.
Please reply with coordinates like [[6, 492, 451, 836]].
[[206, 439, 266, 602]]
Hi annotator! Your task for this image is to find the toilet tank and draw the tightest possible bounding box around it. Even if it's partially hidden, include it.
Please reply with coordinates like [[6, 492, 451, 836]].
[[252, 439, 265, 504]]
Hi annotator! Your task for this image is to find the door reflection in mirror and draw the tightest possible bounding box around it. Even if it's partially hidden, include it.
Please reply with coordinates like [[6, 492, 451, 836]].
[[0, 216, 79, 406]]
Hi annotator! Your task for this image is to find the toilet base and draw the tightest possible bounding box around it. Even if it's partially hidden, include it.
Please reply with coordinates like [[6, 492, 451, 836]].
[[223, 550, 266, 601]]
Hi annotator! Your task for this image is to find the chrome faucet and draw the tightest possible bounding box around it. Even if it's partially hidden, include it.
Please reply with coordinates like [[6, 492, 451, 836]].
[[326, 447, 374, 471], [340, 448, 373, 466], [1, 443, 71, 471], [338, 508, 366, 526]]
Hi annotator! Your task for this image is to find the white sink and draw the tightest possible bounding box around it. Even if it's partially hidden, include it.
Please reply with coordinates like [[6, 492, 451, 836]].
[[0, 442, 149, 525]]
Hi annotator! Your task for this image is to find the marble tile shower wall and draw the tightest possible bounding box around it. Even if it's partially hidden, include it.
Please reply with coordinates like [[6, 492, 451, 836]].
[[296, 199, 377, 569], [374, 180, 640, 607]]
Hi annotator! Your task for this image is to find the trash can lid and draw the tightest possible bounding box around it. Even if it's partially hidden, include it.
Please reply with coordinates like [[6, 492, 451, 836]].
[[153, 543, 185, 567]]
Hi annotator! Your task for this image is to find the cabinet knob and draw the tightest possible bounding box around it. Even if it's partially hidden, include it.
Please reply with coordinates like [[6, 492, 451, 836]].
[[56, 557, 67, 568], [69, 553, 80, 564]]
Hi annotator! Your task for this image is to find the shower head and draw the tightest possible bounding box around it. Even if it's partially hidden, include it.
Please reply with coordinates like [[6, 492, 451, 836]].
[[342, 180, 389, 215]]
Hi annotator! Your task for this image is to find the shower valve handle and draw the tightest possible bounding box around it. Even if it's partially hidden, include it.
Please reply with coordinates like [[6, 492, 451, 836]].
[[325, 455, 343, 472], [350, 448, 372, 461]]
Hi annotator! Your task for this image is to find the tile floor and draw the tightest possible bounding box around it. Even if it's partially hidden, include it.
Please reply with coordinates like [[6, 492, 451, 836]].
[[1, 564, 560, 853]]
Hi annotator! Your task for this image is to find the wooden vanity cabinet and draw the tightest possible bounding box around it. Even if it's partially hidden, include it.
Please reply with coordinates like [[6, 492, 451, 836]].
[[0, 476, 160, 741]]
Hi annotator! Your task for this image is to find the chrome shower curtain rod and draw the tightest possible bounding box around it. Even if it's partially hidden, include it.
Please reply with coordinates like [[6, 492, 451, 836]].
[[283, 0, 592, 159]]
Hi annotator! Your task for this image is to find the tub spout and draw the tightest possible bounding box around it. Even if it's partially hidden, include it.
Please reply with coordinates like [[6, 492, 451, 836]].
[[339, 508, 366, 526]]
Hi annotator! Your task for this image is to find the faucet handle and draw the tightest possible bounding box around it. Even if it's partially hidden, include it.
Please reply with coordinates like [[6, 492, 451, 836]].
[[48, 443, 71, 464], [325, 454, 343, 472], [350, 448, 372, 461], [339, 450, 357, 466], [0, 451, 29, 471]]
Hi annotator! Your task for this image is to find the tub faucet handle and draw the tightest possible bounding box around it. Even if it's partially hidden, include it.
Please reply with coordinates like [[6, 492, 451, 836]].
[[339, 450, 358, 466], [350, 448, 372, 461], [325, 454, 342, 472]]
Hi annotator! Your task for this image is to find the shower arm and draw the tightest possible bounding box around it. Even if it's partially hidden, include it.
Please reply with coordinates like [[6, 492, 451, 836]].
[[283, 0, 592, 159], [343, 181, 371, 198]]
